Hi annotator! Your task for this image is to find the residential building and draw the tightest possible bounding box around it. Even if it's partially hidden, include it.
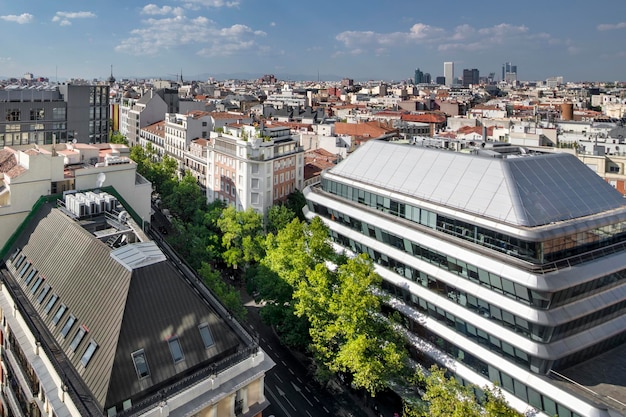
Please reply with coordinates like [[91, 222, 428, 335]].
[[304, 140, 626, 417], [164, 111, 212, 172], [122, 91, 168, 147], [444, 62, 454, 87], [0, 190, 274, 416], [0, 143, 151, 251], [207, 125, 304, 214]]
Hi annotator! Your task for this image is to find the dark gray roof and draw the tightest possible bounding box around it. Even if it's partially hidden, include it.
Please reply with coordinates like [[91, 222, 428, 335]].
[[8, 204, 243, 412], [329, 141, 626, 227]]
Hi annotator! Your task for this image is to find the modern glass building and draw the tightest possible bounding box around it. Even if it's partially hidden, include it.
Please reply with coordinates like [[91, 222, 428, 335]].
[[304, 140, 626, 417]]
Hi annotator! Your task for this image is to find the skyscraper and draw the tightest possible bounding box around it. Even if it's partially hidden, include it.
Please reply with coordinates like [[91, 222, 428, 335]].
[[444, 62, 454, 87], [414, 68, 424, 85], [503, 62, 518, 83], [462, 68, 480, 87]]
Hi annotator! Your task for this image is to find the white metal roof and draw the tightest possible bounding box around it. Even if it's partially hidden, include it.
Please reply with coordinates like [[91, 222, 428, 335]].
[[329, 141, 626, 227]]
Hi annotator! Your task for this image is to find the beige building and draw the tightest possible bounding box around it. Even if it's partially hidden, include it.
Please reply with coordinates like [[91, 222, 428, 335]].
[[0, 143, 152, 251]]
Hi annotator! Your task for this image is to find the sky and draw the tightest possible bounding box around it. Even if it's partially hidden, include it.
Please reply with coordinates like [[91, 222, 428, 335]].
[[1, 0, 626, 83]]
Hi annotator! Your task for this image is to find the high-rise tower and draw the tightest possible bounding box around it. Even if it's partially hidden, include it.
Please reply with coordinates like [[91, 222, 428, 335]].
[[444, 62, 454, 87]]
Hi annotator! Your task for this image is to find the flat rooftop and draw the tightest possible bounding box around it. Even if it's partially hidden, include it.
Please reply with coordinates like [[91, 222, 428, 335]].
[[549, 342, 626, 414]]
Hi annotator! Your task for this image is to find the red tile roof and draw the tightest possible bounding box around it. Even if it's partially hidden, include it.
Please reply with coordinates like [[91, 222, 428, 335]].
[[334, 121, 396, 140], [400, 113, 447, 124]]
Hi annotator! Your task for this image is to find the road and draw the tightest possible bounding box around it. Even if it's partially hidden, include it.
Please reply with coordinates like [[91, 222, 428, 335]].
[[243, 295, 369, 417], [148, 205, 375, 417]]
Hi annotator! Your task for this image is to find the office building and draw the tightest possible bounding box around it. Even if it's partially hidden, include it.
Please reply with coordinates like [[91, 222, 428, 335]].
[[444, 62, 454, 87], [414, 68, 424, 85], [304, 140, 626, 417], [463, 69, 480, 87], [58, 84, 110, 144], [0, 190, 274, 417], [0, 86, 68, 147], [503, 62, 518, 84], [435, 76, 446, 85]]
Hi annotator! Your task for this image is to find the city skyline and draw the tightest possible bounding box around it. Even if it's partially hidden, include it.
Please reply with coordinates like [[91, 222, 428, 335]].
[[1, 0, 626, 82]]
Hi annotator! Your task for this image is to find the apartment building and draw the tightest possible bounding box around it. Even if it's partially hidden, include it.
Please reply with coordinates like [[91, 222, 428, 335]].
[[304, 140, 626, 417], [164, 111, 212, 171], [208, 125, 304, 214], [0, 190, 274, 417], [121, 91, 167, 147]]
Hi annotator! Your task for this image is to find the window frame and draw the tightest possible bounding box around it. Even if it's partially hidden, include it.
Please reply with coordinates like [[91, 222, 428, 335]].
[[131, 349, 150, 379], [168, 337, 184, 363]]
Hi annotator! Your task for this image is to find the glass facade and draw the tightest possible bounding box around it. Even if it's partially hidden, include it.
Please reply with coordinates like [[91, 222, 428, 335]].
[[320, 178, 626, 266], [312, 202, 626, 311]]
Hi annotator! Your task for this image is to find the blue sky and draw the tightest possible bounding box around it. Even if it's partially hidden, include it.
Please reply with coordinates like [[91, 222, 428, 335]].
[[1, 0, 626, 82]]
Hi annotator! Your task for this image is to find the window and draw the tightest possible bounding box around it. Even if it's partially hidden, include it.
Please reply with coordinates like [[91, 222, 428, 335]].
[[199, 323, 214, 348], [60, 315, 77, 337], [132, 349, 150, 378], [19, 262, 32, 277], [81, 340, 98, 367], [30, 276, 44, 293], [70, 326, 88, 351], [168, 337, 184, 363], [37, 284, 51, 304], [44, 294, 58, 314], [6, 109, 20, 121], [52, 304, 67, 325], [30, 108, 44, 120], [24, 268, 37, 283]]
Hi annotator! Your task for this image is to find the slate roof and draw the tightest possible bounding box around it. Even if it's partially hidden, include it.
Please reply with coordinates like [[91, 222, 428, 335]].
[[7, 203, 243, 412], [328, 140, 626, 227]]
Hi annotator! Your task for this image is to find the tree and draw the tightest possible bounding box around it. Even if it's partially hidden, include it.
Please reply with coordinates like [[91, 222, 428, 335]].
[[163, 171, 206, 223], [285, 189, 307, 221], [266, 204, 295, 235], [109, 131, 128, 145], [404, 365, 523, 417], [199, 262, 247, 320], [294, 253, 407, 396], [217, 206, 264, 270]]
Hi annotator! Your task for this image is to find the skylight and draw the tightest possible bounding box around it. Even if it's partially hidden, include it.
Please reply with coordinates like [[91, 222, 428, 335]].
[[52, 304, 67, 325], [70, 326, 88, 352], [132, 349, 150, 378], [199, 323, 215, 348], [44, 294, 58, 314], [60, 315, 76, 338], [168, 337, 184, 363], [80, 340, 98, 367]]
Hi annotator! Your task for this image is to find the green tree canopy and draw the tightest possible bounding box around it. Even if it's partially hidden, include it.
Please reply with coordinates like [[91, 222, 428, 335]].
[[163, 171, 206, 223], [217, 206, 264, 269], [266, 204, 296, 235], [294, 253, 407, 395]]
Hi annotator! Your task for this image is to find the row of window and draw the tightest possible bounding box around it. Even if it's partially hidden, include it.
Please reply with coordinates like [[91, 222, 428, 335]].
[[130, 323, 214, 379], [11, 250, 98, 368], [402, 315, 584, 417], [320, 178, 626, 265], [314, 202, 626, 310]]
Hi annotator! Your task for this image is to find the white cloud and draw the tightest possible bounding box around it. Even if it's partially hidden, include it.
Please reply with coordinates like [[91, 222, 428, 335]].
[[270, 22, 276, 27], [116, 14, 266, 56], [336, 22, 537, 53], [142, 4, 185, 16], [52, 11, 96, 26], [0, 13, 34, 24], [597, 22, 626, 31], [180, 0, 239, 9]]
